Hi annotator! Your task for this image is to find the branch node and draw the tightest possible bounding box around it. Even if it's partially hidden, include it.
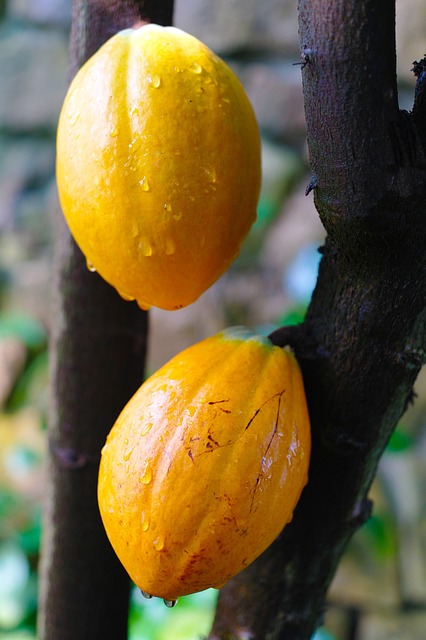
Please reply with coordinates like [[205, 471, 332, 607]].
[[403, 389, 418, 413], [293, 47, 313, 70], [396, 345, 426, 370], [267, 324, 318, 361], [50, 441, 98, 469], [305, 176, 318, 196], [268, 325, 300, 349], [322, 430, 368, 455], [412, 55, 426, 79], [349, 497, 373, 528]]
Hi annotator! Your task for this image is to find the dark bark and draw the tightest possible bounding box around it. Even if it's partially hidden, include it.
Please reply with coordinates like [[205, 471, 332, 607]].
[[209, 2, 426, 639], [37, 2, 173, 639], [69, 0, 175, 71]]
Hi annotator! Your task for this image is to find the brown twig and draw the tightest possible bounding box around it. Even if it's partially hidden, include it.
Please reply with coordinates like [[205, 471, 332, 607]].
[[37, 2, 174, 639]]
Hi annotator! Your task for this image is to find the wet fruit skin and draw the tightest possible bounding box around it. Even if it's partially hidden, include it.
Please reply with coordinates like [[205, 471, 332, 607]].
[[98, 327, 311, 601], [56, 24, 261, 311]]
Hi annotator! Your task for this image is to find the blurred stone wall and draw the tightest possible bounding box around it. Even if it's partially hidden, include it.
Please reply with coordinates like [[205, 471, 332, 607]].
[[0, 1, 69, 320]]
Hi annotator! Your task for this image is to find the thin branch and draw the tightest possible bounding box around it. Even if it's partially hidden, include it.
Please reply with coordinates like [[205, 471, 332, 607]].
[[209, 1, 426, 638], [299, 0, 399, 222], [38, 2, 174, 639]]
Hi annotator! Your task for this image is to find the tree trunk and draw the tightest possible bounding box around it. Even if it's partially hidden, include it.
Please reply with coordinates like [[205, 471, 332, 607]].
[[37, 2, 173, 639], [209, 1, 426, 638]]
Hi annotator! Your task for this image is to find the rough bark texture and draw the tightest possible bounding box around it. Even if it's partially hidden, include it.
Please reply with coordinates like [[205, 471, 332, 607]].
[[37, 2, 173, 639], [209, 2, 426, 639]]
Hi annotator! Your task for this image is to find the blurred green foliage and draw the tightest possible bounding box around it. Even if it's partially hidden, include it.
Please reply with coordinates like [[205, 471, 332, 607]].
[[0, 309, 45, 636]]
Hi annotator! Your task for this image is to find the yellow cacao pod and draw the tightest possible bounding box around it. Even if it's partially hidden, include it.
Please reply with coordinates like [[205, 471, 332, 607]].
[[98, 327, 311, 601], [56, 24, 261, 310]]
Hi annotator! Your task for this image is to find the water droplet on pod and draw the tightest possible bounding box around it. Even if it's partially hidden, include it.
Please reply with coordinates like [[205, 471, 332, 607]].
[[123, 447, 134, 461], [147, 73, 161, 88], [86, 258, 96, 273], [110, 125, 119, 137], [141, 511, 150, 532], [190, 62, 203, 74], [153, 536, 164, 551], [164, 599, 178, 607], [139, 238, 153, 257], [141, 422, 153, 436], [163, 202, 172, 213], [140, 176, 150, 191], [141, 590, 152, 599], [141, 464, 152, 484]]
